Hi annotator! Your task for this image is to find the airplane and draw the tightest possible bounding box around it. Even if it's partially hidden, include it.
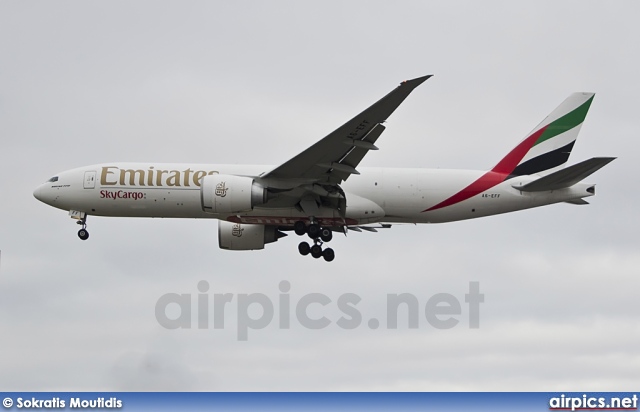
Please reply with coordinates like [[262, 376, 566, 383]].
[[33, 75, 615, 262]]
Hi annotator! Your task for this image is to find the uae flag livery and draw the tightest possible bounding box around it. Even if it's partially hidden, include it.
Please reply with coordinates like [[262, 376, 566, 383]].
[[426, 93, 594, 212]]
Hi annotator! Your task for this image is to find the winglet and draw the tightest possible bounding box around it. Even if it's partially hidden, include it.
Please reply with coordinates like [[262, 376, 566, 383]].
[[401, 75, 433, 89]]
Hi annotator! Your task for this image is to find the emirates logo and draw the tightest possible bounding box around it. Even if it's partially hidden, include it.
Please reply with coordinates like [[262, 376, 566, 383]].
[[215, 182, 228, 197], [232, 224, 244, 237]]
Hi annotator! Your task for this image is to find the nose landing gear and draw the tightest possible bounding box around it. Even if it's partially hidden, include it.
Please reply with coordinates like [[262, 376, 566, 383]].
[[76, 217, 89, 240], [295, 220, 335, 262]]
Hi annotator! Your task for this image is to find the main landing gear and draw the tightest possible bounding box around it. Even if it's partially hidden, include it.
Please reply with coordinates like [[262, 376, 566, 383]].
[[295, 220, 335, 262], [77, 217, 89, 240]]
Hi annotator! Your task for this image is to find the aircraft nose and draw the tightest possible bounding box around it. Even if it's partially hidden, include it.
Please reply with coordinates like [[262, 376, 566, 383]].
[[33, 185, 44, 201], [33, 185, 52, 204]]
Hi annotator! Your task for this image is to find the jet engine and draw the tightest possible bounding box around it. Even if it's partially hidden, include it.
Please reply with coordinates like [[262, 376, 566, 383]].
[[200, 174, 266, 214], [218, 221, 286, 250]]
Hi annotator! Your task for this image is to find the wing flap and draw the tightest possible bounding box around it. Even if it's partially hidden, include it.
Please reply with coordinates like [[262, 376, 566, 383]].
[[332, 124, 386, 181], [348, 224, 392, 232], [565, 198, 590, 205]]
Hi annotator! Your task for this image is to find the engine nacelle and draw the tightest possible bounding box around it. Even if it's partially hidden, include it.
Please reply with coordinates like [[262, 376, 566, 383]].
[[200, 174, 266, 214], [218, 221, 284, 250]]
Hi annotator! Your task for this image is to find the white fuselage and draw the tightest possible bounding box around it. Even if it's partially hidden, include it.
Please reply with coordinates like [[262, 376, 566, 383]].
[[33, 162, 595, 226]]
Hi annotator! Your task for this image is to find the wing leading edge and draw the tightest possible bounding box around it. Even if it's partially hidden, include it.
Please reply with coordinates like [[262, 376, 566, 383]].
[[262, 75, 432, 185]]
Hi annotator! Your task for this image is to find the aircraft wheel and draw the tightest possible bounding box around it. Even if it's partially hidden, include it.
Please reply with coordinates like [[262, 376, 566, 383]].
[[307, 223, 321, 239], [310, 244, 323, 259], [78, 229, 89, 240], [322, 248, 335, 262], [298, 241, 310, 256], [294, 221, 306, 236], [320, 228, 333, 242]]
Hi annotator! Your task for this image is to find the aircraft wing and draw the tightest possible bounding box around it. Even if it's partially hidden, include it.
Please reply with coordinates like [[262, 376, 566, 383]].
[[262, 75, 432, 185]]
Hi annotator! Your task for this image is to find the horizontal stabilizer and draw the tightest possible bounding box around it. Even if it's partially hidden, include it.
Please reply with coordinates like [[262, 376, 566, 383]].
[[512, 157, 615, 192], [565, 198, 590, 205]]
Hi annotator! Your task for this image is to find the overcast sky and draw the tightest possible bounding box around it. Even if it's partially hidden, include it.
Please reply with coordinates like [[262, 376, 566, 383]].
[[1, 1, 638, 391]]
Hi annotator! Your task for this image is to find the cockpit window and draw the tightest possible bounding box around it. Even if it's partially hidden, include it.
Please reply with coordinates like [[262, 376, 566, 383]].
[[47, 176, 59, 182]]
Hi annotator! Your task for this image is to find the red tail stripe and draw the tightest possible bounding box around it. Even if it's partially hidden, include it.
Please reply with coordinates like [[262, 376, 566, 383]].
[[492, 126, 547, 174], [424, 171, 506, 211], [424, 126, 547, 212]]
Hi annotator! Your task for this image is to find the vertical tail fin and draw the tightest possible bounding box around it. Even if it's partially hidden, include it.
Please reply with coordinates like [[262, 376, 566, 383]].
[[492, 92, 595, 177], [425, 93, 596, 212]]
